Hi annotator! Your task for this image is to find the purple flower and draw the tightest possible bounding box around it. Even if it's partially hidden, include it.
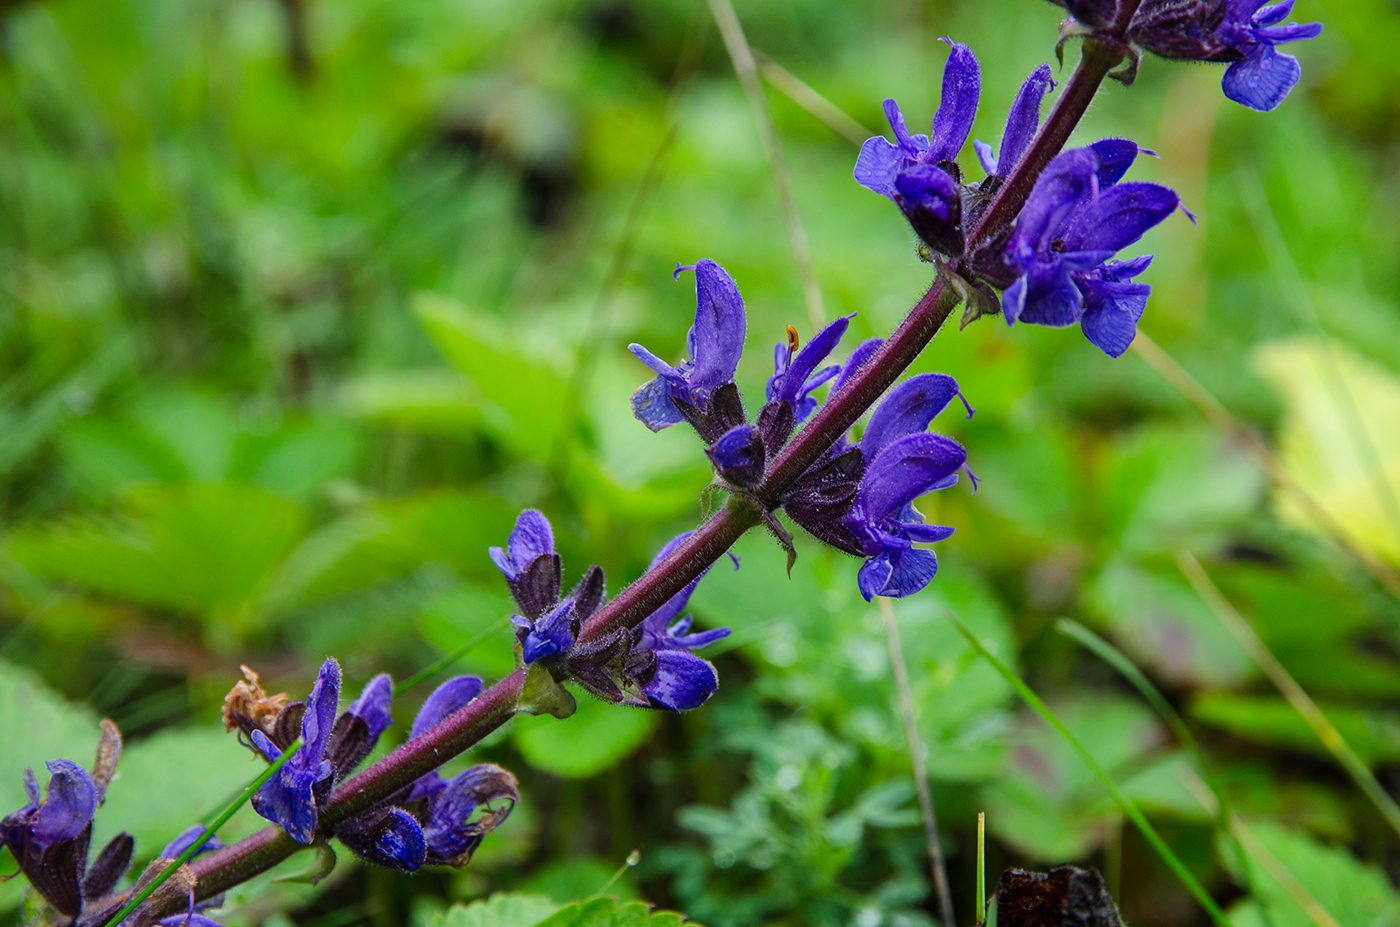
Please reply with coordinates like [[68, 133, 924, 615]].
[[842, 375, 971, 601], [326, 673, 394, 777], [1000, 142, 1181, 357], [488, 509, 554, 582], [159, 824, 225, 860], [974, 65, 1055, 181], [421, 765, 520, 866], [624, 532, 732, 711], [855, 40, 980, 256], [405, 676, 485, 802], [766, 315, 853, 424], [1121, 0, 1322, 111], [2, 724, 126, 918], [1216, 1, 1323, 111], [511, 598, 576, 664], [630, 260, 747, 431], [249, 658, 340, 844], [335, 806, 426, 873], [707, 423, 767, 488]]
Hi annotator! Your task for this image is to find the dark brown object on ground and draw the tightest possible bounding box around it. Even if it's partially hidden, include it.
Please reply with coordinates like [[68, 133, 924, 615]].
[[997, 866, 1126, 927]]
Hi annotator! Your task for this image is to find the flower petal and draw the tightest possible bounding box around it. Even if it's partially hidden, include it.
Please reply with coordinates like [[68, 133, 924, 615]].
[[687, 259, 747, 394], [643, 650, 719, 711], [1009, 148, 1098, 254], [630, 375, 686, 431], [861, 432, 968, 522], [347, 674, 394, 743], [862, 373, 965, 462], [929, 40, 981, 163], [409, 676, 485, 740], [1064, 181, 1180, 253], [1087, 138, 1142, 188], [300, 658, 342, 762], [29, 761, 96, 846], [854, 135, 905, 199], [997, 64, 1054, 176], [774, 315, 853, 408], [1222, 45, 1302, 111]]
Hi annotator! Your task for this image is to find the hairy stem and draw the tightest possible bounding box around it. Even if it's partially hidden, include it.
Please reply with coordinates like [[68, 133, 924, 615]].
[[149, 24, 1130, 918]]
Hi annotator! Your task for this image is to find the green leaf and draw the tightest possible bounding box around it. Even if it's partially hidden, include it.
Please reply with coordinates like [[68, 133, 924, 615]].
[[980, 696, 1168, 861], [6, 483, 308, 634], [513, 694, 657, 778], [534, 897, 696, 927], [415, 294, 569, 460], [1090, 560, 1255, 688], [97, 727, 267, 854], [0, 661, 101, 817], [1254, 337, 1400, 563], [1222, 823, 1400, 927], [429, 894, 563, 927], [1191, 692, 1400, 766], [1097, 424, 1263, 557]]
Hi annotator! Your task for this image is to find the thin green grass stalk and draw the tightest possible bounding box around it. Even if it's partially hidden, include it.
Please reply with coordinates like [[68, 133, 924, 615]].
[[706, 0, 825, 330], [1130, 332, 1400, 601], [1056, 620, 1304, 927], [592, 849, 641, 899], [1055, 620, 1233, 834], [103, 741, 302, 927], [394, 618, 507, 695], [752, 50, 872, 146], [877, 597, 955, 927], [1176, 550, 1400, 841], [943, 609, 1231, 927], [976, 811, 986, 926]]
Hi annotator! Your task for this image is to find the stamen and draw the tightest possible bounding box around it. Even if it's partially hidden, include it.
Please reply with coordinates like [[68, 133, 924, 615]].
[[955, 388, 976, 419], [786, 325, 801, 363]]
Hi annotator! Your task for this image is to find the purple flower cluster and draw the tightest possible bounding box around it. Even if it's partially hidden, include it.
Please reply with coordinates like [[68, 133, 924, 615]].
[[630, 261, 974, 601], [231, 660, 517, 871], [855, 40, 1184, 357], [1, 724, 231, 926], [1051, 0, 1324, 111], [493, 509, 731, 711]]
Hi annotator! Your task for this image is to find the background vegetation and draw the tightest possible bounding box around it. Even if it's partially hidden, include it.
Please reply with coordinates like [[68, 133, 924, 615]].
[[1, 0, 1397, 924]]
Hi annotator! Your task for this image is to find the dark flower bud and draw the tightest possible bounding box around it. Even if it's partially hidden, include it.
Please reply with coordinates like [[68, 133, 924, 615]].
[[1048, 0, 1119, 28], [81, 832, 133, 900], [780, 448, 867, 556], [327, 673, 394, 776], [707, 424, 766, 488], [569, 565, 607, 627], [757, 400, 795, 455], [336, 806, 426, 872]]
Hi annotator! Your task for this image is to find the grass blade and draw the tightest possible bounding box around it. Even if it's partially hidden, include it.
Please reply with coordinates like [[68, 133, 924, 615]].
[[878, 597, 955, 927], [1176, 549, 1400, 841], [943, 608, 1230, 926], [103, 741, 303, 927], [706, 0, 825, 330]]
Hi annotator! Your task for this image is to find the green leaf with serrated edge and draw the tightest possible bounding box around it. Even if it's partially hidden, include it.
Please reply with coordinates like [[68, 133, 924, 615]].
[[428, 893, 563, 927], [517, 664, 576, 720], [533, 897, 698, 927], [513, 695, 657, 779], [1221, 823, 1400, 927]]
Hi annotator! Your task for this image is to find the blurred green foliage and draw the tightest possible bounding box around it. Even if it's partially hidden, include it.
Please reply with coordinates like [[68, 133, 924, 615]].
[[1, 0, 1398, 924]]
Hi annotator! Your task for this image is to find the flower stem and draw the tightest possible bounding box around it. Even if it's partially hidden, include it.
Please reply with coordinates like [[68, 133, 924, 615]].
[[148, 13, 1137, 914]]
